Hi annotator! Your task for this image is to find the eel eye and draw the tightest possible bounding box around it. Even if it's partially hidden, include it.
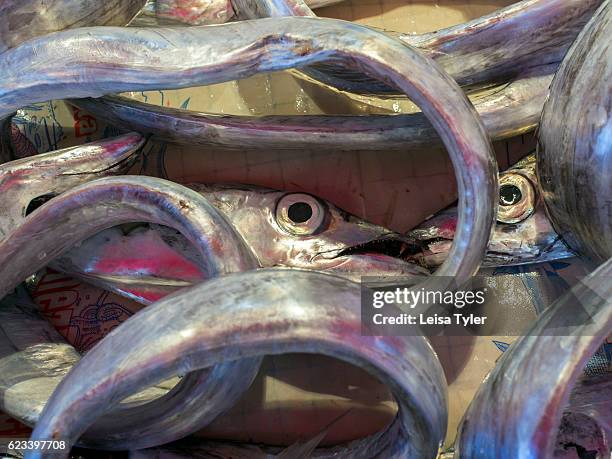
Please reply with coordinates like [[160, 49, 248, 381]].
[[275, 193, 326, 235], [499, 184, 522, 206], [497, 173, 536, 224]]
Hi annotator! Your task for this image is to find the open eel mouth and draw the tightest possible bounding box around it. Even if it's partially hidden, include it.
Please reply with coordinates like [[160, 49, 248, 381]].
[[319, 235, 433, 279], [334, 237, 425, 262]]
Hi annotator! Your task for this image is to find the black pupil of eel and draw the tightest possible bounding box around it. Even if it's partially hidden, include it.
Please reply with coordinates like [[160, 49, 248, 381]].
[[288, 202, 313, 223], [499, 184, 522, 206]]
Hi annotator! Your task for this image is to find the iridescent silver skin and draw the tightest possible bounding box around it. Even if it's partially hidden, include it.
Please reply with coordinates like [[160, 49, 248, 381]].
[[407, 155, 576, 269], [397, 0, 601, 88], [69, 1, 600, 150], [0, 0, 144, 161], [70, 63, 554, 152], [130, 0, 343, 26], [0, 133, 144, 239], [0, 292, 259, 452], [455, 257, 611, 458], [0, 293, 80, 428], [0, 17, 494, 455], [0, 0, 146, 53], [0, 17, 499, 287], [538, 1, 612, 264], [0, 176, 261, 450], [0, 0, 146, 54], [50, 184, 430, 304], [29, 269, 448, 459], [234, 0, 602, 95], [70, 0, 584, 149], [131, 0, 236, 25]]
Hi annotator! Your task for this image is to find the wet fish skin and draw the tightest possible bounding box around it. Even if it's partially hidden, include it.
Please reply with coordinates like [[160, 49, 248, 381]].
[[68, 0, 599, 147], [538, 0, 612, 264], [134, 0, 599, 92], [0, 0, 146, 54], [0, 290, 258, 452], [0, 133, 144, 240], [233, 0, 313, 18], [407, 154, 576, 269], [235, 0, 603, 95], [0, 176, 261, 450], [455, 257, 612, 458], [131, 0, 236, 26], [29, 269, 448, 458], [0, 0, 145, 161], [50, 183, 430, 304], [70, 63, 554, 152], [130, 0, 343, 26], [0, 17, 499, 285], [0, 292, 85, 426], [400, 0, 603, 88]]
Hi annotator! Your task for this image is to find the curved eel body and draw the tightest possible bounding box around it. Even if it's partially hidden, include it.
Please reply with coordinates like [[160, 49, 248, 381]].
[[233, 0, 602, 95], [29, 269, 448, 458], [68, 0, 587, 149], [131, 0, 236, 25], [49, 183, 430, 304], [538, 1, 612, 264], [0, 15, 495, 455], [0, 0, 146, 54], [0, 176, 261, 450], [455, 257, 612, 458], [0, 133, 144, 239], [0, 16, 499, 286], [0, 0, 144, 161], [130, 0, 343, 26], [70, 63, 553, 152], [397, 0, 600, 88]]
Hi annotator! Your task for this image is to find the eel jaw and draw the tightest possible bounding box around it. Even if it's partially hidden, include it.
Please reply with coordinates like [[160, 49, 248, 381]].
[[316, 236, 431, 280], [407, 209, 577, 269], [334, 237, 425, 261]]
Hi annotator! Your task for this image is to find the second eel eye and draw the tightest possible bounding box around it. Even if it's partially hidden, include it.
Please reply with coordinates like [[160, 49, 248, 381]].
[[497, 173, 536, 224]]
